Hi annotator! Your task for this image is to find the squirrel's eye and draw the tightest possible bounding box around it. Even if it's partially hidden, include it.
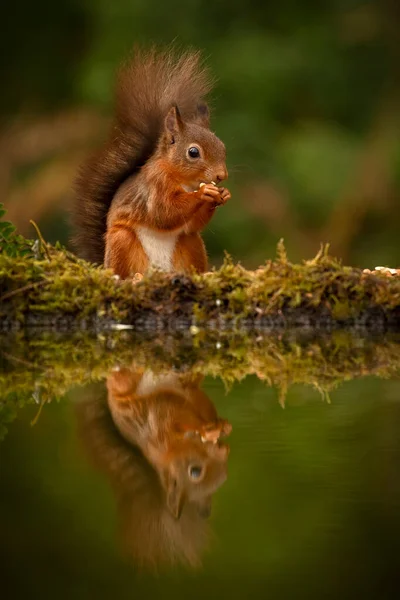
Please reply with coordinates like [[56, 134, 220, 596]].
[[188, 465, 203, 480], [188, 146, 200, 159]]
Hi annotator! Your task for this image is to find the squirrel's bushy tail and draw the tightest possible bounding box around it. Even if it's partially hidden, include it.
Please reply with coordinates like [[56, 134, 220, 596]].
[[72, 47, 213, 265]]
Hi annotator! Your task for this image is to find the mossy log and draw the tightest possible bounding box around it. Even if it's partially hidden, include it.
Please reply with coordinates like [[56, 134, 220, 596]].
[[0, 240, 399, 331]]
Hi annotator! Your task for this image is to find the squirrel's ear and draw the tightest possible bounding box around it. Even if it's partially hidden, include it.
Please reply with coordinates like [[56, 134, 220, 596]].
[[196, 103, 210, 128], [163, 472, 185, 519], [165, 105, 183, 142]]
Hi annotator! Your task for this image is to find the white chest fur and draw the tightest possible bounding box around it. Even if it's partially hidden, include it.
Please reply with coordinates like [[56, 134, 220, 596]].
[[136, 226, 179, 271], [136, 370, 182, 396]]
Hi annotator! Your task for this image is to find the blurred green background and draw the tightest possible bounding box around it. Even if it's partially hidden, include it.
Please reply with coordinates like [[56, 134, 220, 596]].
[[1, 0, 399, 268]]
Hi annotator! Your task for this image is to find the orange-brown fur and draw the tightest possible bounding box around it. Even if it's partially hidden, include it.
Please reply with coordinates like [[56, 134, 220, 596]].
[[75, 367, 232, 569], [104, 223, 149, 278], [173, 232, 208, 273], [73, 48, 230, 277]]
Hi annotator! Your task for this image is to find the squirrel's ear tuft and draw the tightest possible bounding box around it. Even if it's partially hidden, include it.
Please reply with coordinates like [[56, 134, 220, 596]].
[[165, 473, 185, 520], [165, 105, 183, 142], [196, 103, 210, 128]]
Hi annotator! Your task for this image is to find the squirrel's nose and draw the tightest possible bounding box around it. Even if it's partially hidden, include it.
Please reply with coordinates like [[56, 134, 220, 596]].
[[215, 167, 228, 183]]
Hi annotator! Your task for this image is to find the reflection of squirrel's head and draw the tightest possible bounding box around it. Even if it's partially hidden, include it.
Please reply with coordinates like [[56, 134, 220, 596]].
[[76, 377, 230, 569], [106, 367, 231, 520], [158, 431, 229, 520]]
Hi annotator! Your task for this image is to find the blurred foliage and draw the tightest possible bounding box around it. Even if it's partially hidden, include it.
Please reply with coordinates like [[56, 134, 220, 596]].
[[1, 0, 400, 266]]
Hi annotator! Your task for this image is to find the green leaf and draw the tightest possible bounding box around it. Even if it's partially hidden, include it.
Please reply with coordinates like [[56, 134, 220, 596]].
[[0, 203, 33, 257]]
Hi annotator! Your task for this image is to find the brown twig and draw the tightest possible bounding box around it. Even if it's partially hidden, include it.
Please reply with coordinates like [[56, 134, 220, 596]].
[[1, 350, 42, 370], [0, 280, 46, 302]]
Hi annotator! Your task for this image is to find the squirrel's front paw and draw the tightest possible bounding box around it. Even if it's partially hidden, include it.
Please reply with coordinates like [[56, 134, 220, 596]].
[[200, 419, 232, 443], [197, 183, 222, 204], [197, 183, 231, 207], [132, 272, 143, 284], [216, 187, 231, 206]]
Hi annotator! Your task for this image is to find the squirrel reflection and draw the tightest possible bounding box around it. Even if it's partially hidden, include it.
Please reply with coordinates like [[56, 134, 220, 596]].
[[76, 366, 231, 568]]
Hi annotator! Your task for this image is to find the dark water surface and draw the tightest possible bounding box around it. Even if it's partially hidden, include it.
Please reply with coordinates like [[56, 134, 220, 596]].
[[1, 333, 400, 599]]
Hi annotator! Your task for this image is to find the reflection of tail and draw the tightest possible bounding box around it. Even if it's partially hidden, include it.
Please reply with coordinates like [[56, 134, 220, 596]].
[[75, 384, 210, 568]]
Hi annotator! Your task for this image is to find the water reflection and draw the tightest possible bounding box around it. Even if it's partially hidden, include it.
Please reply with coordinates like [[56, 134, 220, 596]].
[[76, 365, 231, 568], [2, 332, 400, 597]]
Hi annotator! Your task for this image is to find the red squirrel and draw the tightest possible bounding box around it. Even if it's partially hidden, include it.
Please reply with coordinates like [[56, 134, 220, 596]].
[[106, 365, 231, 520], [75, 368, 232, 568], [73, 48, 231, 278]]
